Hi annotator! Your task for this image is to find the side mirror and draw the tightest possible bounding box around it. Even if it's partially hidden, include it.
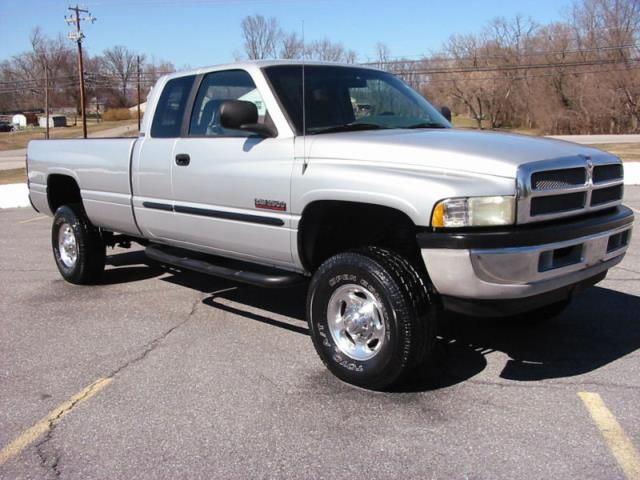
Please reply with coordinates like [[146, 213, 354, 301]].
[[219, 100, 276, 138], [440, 106, 452, 123]]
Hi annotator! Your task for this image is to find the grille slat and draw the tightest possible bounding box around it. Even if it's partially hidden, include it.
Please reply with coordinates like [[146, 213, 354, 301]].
[[593, 164, 623, 184], [531, 193, 586, 216], [591, 185, 623, 206], [531, 168, 586, 191]]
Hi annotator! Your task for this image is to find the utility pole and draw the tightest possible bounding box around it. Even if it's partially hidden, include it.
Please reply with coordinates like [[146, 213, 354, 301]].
[[65, 5, 96, 139], [136, 55, 142, 132], [44, 60, 50, 140]]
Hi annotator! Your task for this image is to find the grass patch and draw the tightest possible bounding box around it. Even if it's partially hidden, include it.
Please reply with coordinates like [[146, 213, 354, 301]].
[[0, 168, 26, 185], [591, 143, 640, 162], [452, 116, 540, 135], [0, 120, 137, 151]]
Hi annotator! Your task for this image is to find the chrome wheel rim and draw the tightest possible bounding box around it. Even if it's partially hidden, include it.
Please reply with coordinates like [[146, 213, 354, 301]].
[[327, 284, 386, 361], [58, 223, 78, 268]]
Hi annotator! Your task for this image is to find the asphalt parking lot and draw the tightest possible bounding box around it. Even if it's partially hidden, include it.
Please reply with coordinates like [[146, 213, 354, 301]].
[[1, 190, 639, 480]]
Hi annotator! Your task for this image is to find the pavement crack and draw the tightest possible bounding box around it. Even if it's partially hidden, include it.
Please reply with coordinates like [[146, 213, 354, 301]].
[[33, 380, 110, 478], [107, 294, 202, 379]]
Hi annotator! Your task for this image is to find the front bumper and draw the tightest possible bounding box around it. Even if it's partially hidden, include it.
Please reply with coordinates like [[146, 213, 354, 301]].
[[417, 206, 634, 315]]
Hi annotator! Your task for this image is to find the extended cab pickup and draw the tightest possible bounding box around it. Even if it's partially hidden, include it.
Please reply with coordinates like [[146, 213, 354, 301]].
[[27, 61, 634, 389]]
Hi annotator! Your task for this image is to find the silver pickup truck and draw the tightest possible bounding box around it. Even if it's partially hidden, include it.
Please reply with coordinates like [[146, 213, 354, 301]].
[[27, 61, 634, 389]]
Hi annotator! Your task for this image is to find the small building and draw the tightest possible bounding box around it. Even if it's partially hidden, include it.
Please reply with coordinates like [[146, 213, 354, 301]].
[[11, 113, 39, 129], [12, 114, 27, 128], [39, 115, 68, 128]]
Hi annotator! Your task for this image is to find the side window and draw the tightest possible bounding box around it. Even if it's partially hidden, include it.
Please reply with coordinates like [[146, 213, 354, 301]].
[[150, 75, 195, 138], [189, 70, 269, 137]]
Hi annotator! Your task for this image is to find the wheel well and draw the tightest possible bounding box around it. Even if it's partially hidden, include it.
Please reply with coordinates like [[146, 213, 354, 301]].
[[298, 201, 420, 272], [47, 175, 81, 213]]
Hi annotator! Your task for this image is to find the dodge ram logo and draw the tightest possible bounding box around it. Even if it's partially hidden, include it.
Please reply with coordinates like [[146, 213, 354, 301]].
[[255, 199, 287, 212]]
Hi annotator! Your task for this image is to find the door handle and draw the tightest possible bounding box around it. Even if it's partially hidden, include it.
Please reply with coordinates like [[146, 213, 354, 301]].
[[175, 153, 190, 166]]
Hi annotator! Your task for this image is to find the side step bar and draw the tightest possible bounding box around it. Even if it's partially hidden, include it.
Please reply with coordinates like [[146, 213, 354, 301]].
[[145, 244, 305, 288]]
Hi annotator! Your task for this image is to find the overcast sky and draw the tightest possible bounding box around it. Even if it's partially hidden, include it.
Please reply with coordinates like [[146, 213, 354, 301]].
[[1, 0, 572, 68]]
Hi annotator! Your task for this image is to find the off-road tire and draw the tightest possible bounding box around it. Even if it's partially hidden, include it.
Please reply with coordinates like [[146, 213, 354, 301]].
[[52, 204, 106, 284], [307, 247, 437, 390]]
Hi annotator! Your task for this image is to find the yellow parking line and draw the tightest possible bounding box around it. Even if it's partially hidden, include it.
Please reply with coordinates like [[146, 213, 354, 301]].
[[18, 215, 48, 224], [0, 377, 112, 465], [578, 392, 640, 479]]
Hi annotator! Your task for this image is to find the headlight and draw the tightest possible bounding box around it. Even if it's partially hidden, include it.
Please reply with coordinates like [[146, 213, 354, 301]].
[[431, 196, 515, 227]]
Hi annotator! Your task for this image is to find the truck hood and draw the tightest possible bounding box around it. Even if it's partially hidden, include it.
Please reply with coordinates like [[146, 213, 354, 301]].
[[306, 129, 614, 178]]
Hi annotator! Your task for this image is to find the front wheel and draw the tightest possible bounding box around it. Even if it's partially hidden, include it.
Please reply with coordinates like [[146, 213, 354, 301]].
[[307, 248, 438, 390], [52, 204, 106, 284]]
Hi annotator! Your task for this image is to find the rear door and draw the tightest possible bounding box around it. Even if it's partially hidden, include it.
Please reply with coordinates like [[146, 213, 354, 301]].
[[170, 69, 295, 268], [132, 74, 196, 241]]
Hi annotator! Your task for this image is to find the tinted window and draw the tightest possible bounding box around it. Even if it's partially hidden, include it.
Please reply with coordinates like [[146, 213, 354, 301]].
[[189, 70, 269, 137], [151, 75, 195, 138], [263, 65, 450, 134]]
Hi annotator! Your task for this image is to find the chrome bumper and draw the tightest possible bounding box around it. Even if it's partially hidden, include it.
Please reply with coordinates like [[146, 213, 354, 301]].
[[421, 222, 632, 301]]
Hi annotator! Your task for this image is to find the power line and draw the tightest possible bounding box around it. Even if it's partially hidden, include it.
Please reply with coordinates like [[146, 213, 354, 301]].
[[388, 57, 638, 76], [365, 43, 640, 65], [413, 64, 640, 86]]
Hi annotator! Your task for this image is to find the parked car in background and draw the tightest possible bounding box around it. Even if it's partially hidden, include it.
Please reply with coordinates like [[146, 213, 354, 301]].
[[0, 121, 14, 132]]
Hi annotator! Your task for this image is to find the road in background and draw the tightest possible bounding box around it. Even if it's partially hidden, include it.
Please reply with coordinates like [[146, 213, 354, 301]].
[[548, 134, 640, 145], [0, 189, 638, 479]]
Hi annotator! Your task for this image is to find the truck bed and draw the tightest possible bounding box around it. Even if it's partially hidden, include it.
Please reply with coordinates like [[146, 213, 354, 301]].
[[27, 138, 141, 236]]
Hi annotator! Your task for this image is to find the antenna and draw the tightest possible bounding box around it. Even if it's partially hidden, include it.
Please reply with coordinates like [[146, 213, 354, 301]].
[[302, 20, 308, 173]]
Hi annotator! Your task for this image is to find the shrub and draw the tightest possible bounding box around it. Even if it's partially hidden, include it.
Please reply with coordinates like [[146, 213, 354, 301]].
[[103, 108, 135, 121]]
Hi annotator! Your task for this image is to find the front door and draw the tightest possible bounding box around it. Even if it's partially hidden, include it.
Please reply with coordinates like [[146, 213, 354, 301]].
[[170, 69, 294, 268]]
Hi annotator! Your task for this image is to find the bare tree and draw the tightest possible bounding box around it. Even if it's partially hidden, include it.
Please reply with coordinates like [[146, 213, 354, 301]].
[[241, 15, 281, 60], [308, 39, 356, 63], [101, 46, 142, 107], [375, 42, 391, 68], [280, 32, 304, 59]]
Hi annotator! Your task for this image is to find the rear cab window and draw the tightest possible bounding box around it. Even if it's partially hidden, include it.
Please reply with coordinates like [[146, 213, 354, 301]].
[[150, 75, 196, 138]]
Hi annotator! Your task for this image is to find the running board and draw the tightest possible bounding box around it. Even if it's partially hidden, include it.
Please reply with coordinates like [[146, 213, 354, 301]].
[[145, 244, 305, 288]]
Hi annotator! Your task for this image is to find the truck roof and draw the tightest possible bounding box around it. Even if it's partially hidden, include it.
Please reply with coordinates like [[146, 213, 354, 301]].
[[162, 60, 382, 82]]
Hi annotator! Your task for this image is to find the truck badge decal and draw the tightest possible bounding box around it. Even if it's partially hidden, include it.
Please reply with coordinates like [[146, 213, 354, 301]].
[[255, 199, 287, 212]]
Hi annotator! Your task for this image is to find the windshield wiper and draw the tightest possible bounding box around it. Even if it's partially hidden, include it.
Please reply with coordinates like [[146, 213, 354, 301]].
[[310, 123, 388, 134], [405, 122, 448, 129]]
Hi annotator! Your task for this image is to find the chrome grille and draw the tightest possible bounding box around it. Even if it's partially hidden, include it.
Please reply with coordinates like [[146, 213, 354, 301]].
[[517, 156, 623, 224], [531, 168, 586, 190]]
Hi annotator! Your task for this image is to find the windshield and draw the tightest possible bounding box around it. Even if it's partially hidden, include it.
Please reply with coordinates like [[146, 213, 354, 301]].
[[263, 65, 451, 135]]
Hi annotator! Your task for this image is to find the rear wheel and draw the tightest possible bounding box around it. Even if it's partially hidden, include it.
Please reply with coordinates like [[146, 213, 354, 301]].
[[307, 247, 438, 390], [52, 204, 105, 284]]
